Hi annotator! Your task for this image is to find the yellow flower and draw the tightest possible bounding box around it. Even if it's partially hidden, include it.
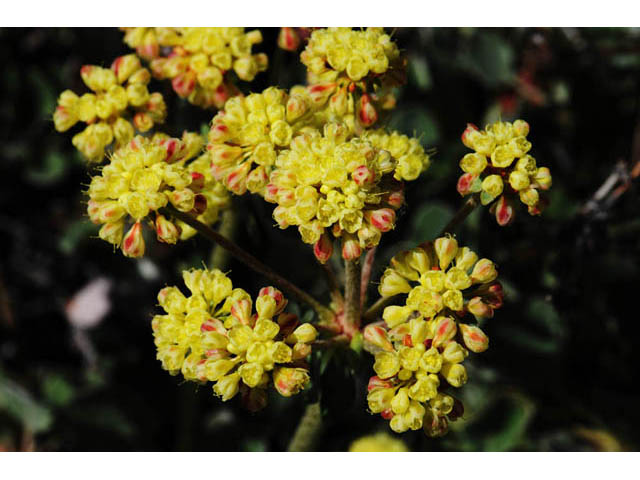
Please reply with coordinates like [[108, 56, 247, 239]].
[[457, 120, 552, 222], [86, 134, 227, 256], [53, 56, 167, 162], [152, 270, 315, 408], [122, 28, 267, 109], [349, 432, 408, 452]]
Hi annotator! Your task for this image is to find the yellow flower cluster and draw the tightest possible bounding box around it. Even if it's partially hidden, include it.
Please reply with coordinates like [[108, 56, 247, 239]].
[[300, 28, 405, 131], [457, 120, 552, 225], [87, 134, 228, 257], [152, 269, 318, 408], [53, 54, 167, 162], [301, 27, 401, 84], [207, 87, 316, 195], [365, 236, 501, 435], [349, 432, 408, 452], [265, 123, 430, 260], [122, 27, 268, 109]]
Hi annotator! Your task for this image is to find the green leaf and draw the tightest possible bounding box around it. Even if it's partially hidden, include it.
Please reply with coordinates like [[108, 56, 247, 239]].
[[41, 375, 75, 408], [483, 394, 535, 451], [408, 55, 432, 90], [0, 374, 53, 433], [26, 151, 68, 185], [410, 203, 454, 243]]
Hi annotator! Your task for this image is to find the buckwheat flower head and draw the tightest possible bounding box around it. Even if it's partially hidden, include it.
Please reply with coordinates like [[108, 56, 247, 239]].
[[53, 54, 167, 162], [86, 133, 227, 257], [264, 122, 428, 261], [457, 120, 552, 225], [123, 27, 267, 109], [207, 87, 316, 196], [366, 236, 500, 435], [152, 269, 316, 408]]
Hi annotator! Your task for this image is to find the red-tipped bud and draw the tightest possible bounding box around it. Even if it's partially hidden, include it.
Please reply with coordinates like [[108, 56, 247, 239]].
[[352, 165, 375, 186], [342, 236, 362, 260], [461, 123, 480, 149], [358, 93, 378, 127], [200, 318, 226, 335], [231, 299, 253, 326], [459, 324, 489, 353], [192, 194, 207, 215], [466, 297, 494, 320], [366, 208, 395, 233], [277, 27, 301, 51], [258, 286, 287, 315], [367, 375, 393, 392], [486, 283, 504, 309], [494, 195, 515, 226], [160, 138, 184, 163], [307, 83, 336, 105], [432, 316, 457, 347], [226, 163, 251, 195], [363, 324, 394, 354], [273, 367, 310, 397], [313, 233, 334, 264], [122, 222, 145, 258], [155, 214, 181, 244], [385, 190, 405, 209], [133, 112, 153, 132], [457, 173, 480, 196]]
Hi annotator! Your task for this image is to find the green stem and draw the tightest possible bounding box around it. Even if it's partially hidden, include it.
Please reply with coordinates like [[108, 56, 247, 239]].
[[343, 258, 361, 335], [164, 207, 334, 324], [287, 402, 323, 452], [438, 195, 479, 237]]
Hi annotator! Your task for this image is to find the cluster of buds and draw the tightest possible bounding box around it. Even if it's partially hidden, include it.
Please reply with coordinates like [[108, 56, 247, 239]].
[[53, 54, 167, 162], [87, 134, 228, 257], [265, 123, 429, 261], [152, 268, 318, 409], [207, 87, 316, 195], [365, 236, 502, 435], [457, 120, 552, 225], [299, 27, 405, 131], [122, 27, 267, 109]]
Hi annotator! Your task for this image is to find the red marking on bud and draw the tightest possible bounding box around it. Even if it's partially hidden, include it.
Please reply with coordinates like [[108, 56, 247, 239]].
[[461, 123, 479, 148], [358, 93, 378, 127], [457, 173, 477, 196], [495, 195, 514, 226], [190, 172, 205, 191], [367, 376, 393, 392], [385, 190, 405, 209], [313, 234, 333, 264], [367, 208, 395, 232], [172, 73, 196, 98], [403, 334, 413, 347], [381, 408, 394, 420], [192, 194, 207, 215], [352, 165, 375, 186]]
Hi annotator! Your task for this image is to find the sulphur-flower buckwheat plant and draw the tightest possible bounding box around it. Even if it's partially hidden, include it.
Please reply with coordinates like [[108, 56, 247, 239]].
[[54, 27, 554, 450], [152, 268, 317, 410], [122, 27, 267, 109], [457, 120, 553, 225], [53, 54, 167, 162]]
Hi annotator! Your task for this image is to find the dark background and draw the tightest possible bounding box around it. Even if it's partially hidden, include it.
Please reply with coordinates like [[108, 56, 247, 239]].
[[1, 27, 639, 452]]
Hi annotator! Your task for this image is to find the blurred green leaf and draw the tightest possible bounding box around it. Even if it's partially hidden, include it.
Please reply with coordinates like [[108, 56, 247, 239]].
[[483, 394, 535, 451], [458, 32, 515, 87], [26, 151, 68, 185], [74, 405, 135, 438], [410, 203, 454, 243], [0, 373, 53, 434], [42, 375, 75, 408], [500, 297, 565, 354], [408, 55, 432, 90], [58, 219, 99, 255]]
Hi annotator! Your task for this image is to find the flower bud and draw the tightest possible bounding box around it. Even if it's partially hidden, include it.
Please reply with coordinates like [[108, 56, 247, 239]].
[[99, 221, 124, 246], [442, 341, 468, 364], [358, 93, 378, 127], [423, 409, 449, 437], [494, 195, 515, 226], [513, 119, 530, 137], [420, 347, 443, 373], [459, 323, 489, 353], [111, 54, 141, 83], [441, 363, 468, 387], [382, 305, 411, 328], [461, 123, 480, 149], [213, 372, 241, 401], [363, 324, 394, 353], [457, 173, 480, 196], [122, 222, 145, 258], [466, 297, 494, 320], [226, 162, 251, 195], [204, 358, 236, 382], [155, 214, 180, 244], [313, 233, 333, 264], [352, 165, 375, 186], [379, 269, 412, 297], [391, 387, 410, 415], [230, 298, 253, 326], [171, 72, 196, 98], [278, 27, 301, 51], [373, 351, 401, 379], [460, 153, 488, 175], [434, 236, 458, 270], [169, 188, 195, 213], [432, 316, 457, 348], [471, 258, 498, 283], [290, 323, 318, 344], [341, 235, 362, 260], [481, 175, 504, 204], [273, 367, 310, 397], [365, 208, 395, 233], [534, 167, 552, 190], [258, 286, 287, 315], [509, 170, 530, 191], [384, 189, 405, 209], [367, 375, 393, 392], [367, 387, 395, 414], [292, 342, 312, 360], [519, 187, 540, 207]]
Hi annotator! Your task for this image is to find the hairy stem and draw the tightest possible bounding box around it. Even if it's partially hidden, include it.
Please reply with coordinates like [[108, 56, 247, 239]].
[[439, 195, 479, 237], [287, 402, 323, 452], [343, 258, 361, 335], [164, 207, 334, 323], [360, 247, 377, 309]]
